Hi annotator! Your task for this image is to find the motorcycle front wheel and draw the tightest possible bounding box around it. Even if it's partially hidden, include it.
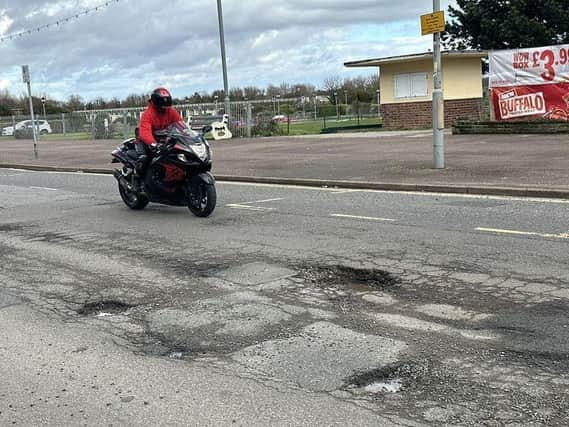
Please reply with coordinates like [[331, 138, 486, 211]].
[[188, 182, 216, 217], [118, 182, 149, 210]]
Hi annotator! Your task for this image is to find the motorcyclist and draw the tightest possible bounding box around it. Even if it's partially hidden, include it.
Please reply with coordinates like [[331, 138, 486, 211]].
[[135, 87, 183, 173]]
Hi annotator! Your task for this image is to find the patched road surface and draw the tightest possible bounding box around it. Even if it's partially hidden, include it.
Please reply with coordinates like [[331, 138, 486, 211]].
[[1, 169, 569, 426]]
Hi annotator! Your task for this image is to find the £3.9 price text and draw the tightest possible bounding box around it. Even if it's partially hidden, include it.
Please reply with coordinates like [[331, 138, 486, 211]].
[[513, 48, 569, 82]]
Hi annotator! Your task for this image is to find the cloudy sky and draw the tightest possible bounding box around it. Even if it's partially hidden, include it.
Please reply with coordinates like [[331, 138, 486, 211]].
[[0, 0, 456, 101]]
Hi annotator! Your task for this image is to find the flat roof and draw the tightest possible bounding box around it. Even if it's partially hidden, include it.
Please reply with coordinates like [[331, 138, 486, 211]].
[[344, 50, 487, 68]]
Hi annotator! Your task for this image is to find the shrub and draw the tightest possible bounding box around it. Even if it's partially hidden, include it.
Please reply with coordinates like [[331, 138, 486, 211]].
[[252, 113, 283, 137]]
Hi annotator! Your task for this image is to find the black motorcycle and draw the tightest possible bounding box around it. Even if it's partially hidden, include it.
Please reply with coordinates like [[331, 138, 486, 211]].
[[111, 121, 216, 217]]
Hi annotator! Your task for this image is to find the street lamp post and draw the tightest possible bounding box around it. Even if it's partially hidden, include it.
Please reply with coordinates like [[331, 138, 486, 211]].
[[432, 0, 445, 169], [334, 92, 339, 121], [277, 94, 281, 114], [216, 0, 230, 119], [41, 96, 46, 120]]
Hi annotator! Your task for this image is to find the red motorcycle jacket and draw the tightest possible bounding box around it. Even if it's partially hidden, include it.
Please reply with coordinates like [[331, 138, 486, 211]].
[[138, 103, 183, 145]]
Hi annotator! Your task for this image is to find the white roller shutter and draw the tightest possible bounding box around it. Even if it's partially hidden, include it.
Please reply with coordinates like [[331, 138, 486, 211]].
[[394, 74, 411, 98], [410, 72, 428, 97]]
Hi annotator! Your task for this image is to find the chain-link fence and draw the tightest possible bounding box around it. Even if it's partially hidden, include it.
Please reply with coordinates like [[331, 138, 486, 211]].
[[0, 98, 382, 141]]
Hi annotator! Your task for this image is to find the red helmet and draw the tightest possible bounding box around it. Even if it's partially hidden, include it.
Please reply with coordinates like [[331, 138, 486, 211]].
[[150, 87, 173, 108]]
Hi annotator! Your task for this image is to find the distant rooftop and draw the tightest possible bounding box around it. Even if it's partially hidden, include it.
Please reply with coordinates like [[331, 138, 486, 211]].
[[344, 50, 488, 68]]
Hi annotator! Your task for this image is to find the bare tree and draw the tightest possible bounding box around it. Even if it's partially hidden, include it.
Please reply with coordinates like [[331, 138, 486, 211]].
[[323, 76, 342, 104]]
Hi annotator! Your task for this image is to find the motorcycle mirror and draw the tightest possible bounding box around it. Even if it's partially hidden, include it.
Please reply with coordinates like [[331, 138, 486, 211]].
[[202, 125, 213, 134]]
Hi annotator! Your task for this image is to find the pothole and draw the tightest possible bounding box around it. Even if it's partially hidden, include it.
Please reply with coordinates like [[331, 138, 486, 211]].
[[346, 362, 422, 394], [297, 265, 397, 292], [77, 300, 134, 316]]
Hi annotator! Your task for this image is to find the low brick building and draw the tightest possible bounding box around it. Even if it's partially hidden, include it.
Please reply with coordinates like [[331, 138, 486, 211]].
[[345, 51, 487, 129]]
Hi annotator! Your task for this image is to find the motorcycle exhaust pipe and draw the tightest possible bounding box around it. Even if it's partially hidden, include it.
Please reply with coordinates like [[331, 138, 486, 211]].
[[113, 169, 134, 192]]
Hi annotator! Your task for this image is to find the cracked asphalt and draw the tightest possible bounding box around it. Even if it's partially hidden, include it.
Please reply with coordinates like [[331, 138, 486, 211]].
[[1, 168, 569, 426]]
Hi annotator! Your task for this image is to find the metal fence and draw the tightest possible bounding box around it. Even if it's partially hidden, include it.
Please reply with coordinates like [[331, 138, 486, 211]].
[[0, 98, 381, 141]]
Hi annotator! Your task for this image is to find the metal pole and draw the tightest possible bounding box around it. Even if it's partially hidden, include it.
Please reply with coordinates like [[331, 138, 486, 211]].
[[314, 97, 317, 119], [376, 90, 381, 119], [216, 0, 230, 119], [334, 93, 339, 120], [62, 113, 66, 135], [123, 112, 127, 139], [26, 81, 38, 158], [246, 101, 252, 138], [277, 95, 280, 114], [433, 0, 445, 169]]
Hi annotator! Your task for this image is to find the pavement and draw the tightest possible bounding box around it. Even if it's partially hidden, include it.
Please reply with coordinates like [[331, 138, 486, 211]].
[[1, 130, 569, 198]]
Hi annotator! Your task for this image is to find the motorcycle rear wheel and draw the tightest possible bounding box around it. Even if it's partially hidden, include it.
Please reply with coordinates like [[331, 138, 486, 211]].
[[118, 183, 149, 210], [188, 183, 216, 217]]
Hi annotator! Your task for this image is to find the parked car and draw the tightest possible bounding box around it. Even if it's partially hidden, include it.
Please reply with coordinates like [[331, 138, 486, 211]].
[[271, 114, 287, 122], [2, 120, 52, 136]]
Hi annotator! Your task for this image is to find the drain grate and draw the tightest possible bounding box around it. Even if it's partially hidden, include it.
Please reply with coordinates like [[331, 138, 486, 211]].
[[77, 300, 134, 316]]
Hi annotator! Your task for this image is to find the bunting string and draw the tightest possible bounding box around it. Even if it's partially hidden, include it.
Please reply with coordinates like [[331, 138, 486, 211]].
[[0, 0, 123, 43]]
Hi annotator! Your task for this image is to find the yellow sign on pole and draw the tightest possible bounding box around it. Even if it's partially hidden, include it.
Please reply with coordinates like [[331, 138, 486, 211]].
[[421, 11, 445, 36]]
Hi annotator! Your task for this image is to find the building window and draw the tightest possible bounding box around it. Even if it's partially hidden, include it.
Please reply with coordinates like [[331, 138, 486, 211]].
[[394, 72, 428, 98]]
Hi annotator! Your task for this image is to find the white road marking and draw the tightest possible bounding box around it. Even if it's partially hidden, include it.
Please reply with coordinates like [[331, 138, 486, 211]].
[[331, 214, 396, 222], [226, 204, 274, 211], [29, 186, 58, 191], [239, 197, 283, 205], [476, 227, 569, 240], [227, 197, 283, 211]]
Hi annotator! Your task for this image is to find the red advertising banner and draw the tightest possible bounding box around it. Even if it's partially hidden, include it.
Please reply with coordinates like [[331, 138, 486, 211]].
[[489, 44, 569, 121], [491, 83, 569, 121]]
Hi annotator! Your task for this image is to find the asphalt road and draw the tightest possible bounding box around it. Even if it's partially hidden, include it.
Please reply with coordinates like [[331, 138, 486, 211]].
[[1, 168, 569, 426]]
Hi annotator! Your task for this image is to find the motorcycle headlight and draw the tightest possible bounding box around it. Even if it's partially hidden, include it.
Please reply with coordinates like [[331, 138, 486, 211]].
[[177, 154, 188, 162], [192, 144, 208, 161]]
